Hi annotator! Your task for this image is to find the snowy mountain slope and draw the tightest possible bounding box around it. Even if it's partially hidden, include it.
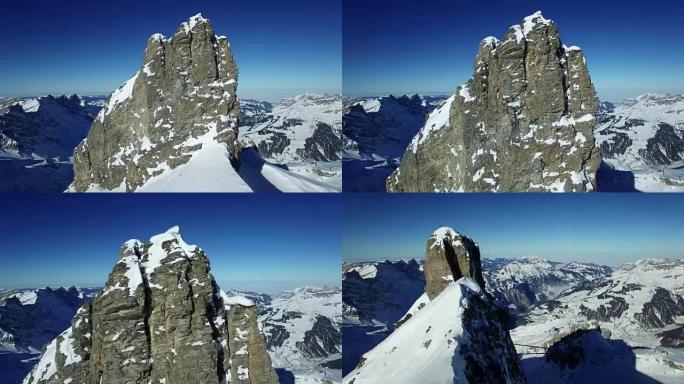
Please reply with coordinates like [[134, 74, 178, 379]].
[[344, 279, 523, 384], [511, 258, 684, 383], [342, 257, 614, 375], [240, 94, 341, 163], [344, 226, 525, 384], [342, 94, 447, 192], [260, 286, 342, 384], [0, 95, 105, 191], [596, 93, 684, 191], [238, 94, 342, 192]]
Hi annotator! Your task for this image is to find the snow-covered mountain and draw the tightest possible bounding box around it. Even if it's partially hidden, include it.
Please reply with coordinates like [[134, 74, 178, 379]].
[[0, 287, 98, 383], [512, 258, 684, 383], [483, 256, 612, 313], [343, 228, 526, 384], [239, 99, 274, 127], [596, 93, 684, 191], [238, 94, 342, 191], [0, 95, 105, 191], [259, 286, 341, 384], [341, 256, 612, 375], [342, 94, 448, 191]]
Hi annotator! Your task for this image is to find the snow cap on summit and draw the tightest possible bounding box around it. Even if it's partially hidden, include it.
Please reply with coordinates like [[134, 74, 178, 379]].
[[149, 33, 165, 41], [522, 10, 551, 33], [182, 13, 208, 33], [148, 226, 197, 254], [431, 226, 459, 241]]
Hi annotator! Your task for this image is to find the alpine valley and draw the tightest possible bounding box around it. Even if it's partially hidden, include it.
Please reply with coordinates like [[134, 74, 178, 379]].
[[342, 238, 684, 383], [1, 228, 341, 384], [0, 14, 341, 192]]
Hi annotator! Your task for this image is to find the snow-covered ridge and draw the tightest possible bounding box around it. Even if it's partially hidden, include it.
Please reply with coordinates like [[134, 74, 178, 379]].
[[96, 72, 139, 122], [407, 95, 454, 153], [343, 279, 482, 384]]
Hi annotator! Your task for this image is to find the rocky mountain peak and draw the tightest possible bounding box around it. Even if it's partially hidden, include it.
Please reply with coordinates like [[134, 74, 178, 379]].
[[23, 227, 278, 384], [344, 228, 525, 384], [388, 12, 599, 192], [70, 14, 243, 192], [424, 227, 486, 299]]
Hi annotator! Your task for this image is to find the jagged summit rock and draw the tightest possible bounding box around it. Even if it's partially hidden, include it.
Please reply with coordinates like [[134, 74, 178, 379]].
[[343, 227, 525, 384], [23, 226, 278, 384], [424, 227, 486, 299], [69, 14, 246, 192], [388, 11, 600, 192]]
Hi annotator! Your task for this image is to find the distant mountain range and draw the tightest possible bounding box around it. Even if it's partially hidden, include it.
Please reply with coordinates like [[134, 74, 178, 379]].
[[342, 94, 448, 192], [0, 95, 105, 191], [342, 256, 683, 382], [596, 93, 684, 191]]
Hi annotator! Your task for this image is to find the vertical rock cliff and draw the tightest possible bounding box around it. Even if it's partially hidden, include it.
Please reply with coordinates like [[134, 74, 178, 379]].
[[343, 227, 525, 384], [70, 14, 248, 192], [388, 11, 600, 192], [23, 226, 278, 384]]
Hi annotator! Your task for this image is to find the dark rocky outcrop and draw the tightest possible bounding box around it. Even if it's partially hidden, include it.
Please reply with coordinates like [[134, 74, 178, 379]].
[[634, 287, 684, 328], [296, 316, 341, 359], [22, 226, 277, 384], [424, 228, 486, 299], [388, 11, 599, 192]]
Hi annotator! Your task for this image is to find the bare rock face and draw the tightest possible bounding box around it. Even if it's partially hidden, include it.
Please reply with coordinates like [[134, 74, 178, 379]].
[[70, 14, 241, 191], [424, 227, 486, 300], [388, 11, 600, 192], [23, 226, 277, 384]]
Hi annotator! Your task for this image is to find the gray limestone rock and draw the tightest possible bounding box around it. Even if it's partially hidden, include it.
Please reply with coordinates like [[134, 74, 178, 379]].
[[388, 11, 600, 192], [70, 14, 240, 191], [22, 226, 277, 384], [423, 227, 486, 300]]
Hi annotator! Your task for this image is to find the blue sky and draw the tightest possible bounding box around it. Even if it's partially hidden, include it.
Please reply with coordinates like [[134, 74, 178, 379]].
[[343, 0, 684, 102], [0, 194, 341, 294], [343, 194, 684, 266], [0, 0, 341, 102]]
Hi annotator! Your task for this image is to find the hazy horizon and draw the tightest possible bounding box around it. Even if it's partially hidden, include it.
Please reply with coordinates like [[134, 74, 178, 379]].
[[0, 88, 342, 105], [342, 90, 684, 104], [0, 280, 339, 296]]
